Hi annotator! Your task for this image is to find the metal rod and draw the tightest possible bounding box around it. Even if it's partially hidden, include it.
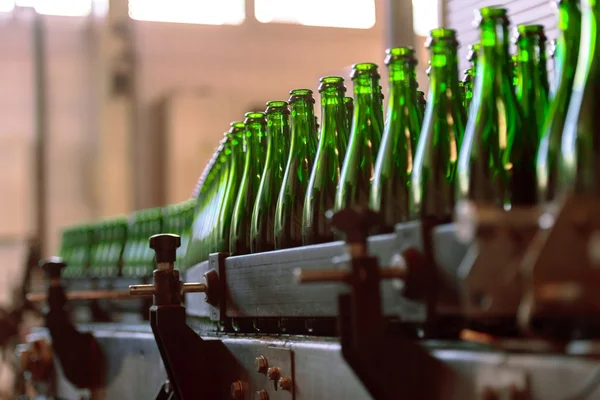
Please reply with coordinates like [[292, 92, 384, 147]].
[[129, 284, 155, 296], [32, 12, 47, 255], [181, 282, 207, 294], [27, 289, 135, 303], [294, 269, 350, 284]]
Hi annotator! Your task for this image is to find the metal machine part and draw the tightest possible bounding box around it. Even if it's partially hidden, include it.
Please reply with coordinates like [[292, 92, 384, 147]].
[[46, 325, 600, 400]]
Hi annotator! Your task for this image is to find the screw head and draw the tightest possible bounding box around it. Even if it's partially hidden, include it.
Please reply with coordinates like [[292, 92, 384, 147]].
[[255, 355, 268, 373], [278, 376, 293, 392], [267, 367, 280, 381], [256, 390, 269, 400], [230, 380, 244, 399]]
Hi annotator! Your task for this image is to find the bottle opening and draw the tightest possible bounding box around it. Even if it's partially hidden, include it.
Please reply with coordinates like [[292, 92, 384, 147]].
[[516, 24, 547, 40], [266, 100, 288, 109], [350, 63, 380, 80], [385, 47, 416, 65], [289, 88, 313, 96], [475, 6, 508, 27], [320, 76, 344, 85], [244, 111, 265, 120], [229, 121, 245, 130]]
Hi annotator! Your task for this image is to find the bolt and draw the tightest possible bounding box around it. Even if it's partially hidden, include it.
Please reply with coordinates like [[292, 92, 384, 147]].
[[230, 380, 244, 399], [267, 367, 280, 381], [255, 355, 268, 373], [256, 390, 269, 400], [278, 376, 293, 392]]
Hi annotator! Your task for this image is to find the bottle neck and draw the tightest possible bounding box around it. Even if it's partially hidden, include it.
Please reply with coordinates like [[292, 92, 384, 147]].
[[388, 61, 418, 105], [478, 19, 512, 82], [290, 100, 315, 140], [516, 34, 548, 95], [428, 45, 460, 95], [554, 1, 581, 88], [320, 89, 345, 138], [266, 113, 286, 149]]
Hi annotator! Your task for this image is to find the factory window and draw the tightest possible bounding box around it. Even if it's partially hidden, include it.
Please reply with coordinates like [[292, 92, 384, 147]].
[[129, 0, 246, 25], [412, 0, 439, 36], [0, 0, 93, 16], [255, 0, 376, 29]]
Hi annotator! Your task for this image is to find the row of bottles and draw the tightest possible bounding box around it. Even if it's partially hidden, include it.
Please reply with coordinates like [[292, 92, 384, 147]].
[[57, 0, 598, 275], [185, 0, 598, 265], [57, 198, 195, 278]]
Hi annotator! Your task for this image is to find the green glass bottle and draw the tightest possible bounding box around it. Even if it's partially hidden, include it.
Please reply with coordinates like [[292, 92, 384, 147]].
[[536, 0, 581, 202], [274, 90, 317, 249], [251, 101, 291, 253], [457, 7, 533, 207], [462, 68, 475, 112], [374, 84, 385, 131], [230, 112, 267, 255], [511, 54, 519, 89], [468, 43, 480, 72], [410, 29, 465, 221], [344, 96, 354, 133], [214, 122, 246, 253], [186, 150, 220, 265], [370, 47, 421, 231], [207, 136, 232, 255], [417, 90, 427, 122], [302, 77, 349, 245], [335, 63, 383, 211], [515, 25, 550, 144], [197, 139, 228, 260], [179, 198, 196, 269], [559, 0, 600, 195], [122, 208, 162, 277]]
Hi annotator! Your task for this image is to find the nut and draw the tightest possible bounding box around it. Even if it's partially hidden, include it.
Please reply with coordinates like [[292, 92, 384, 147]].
[[230, 380, 244, 399], [278, 376, 293, 391], [256, 390, 269, 400], [267, 367, 280, 381], [255, 355, 268, 373]]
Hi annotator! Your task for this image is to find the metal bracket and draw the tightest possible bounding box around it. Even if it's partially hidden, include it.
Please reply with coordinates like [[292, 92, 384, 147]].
[[296, 208, 446, 400], [130, 234, 236, 399]]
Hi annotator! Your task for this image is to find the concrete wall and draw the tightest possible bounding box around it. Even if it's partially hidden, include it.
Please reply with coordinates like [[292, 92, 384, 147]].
[[0, 0, 393, 255]]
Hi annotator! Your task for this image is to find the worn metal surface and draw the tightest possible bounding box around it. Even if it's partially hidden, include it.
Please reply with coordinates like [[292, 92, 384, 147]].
[[46, 325, 600, 400], [186, 222, 431, 321]]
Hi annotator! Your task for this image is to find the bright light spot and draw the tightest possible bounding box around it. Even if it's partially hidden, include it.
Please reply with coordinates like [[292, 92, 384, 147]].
[[16, 0, 92, 16], [0, 0, 14, 13], [129, 0, 245, 25], [256, 0, 376, 29], [412, 0, 439, 36]]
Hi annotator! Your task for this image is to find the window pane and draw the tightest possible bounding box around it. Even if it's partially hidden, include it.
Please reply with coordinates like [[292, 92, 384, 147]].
[[16, 0, 92, 16], [129, 0, 245, 25], [0, 0, 14, 13], [412, 0, 439, 36], [255, 0, 376, 29]]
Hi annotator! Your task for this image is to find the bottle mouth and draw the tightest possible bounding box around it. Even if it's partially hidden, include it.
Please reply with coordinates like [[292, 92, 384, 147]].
[[467, 43, 480, 62], [515, 24, 547, 40], [229, 121, 245, 133], [244, 111, 265, 122], [425, 28, 459, 48], [343, 96, 353, 104], [350, 63, 380, 79], [318, 76, 346, 93], [265, 100, 289, 114], [384, 47, 416, 65], [474, 6, 509, 27], [288, 88, 316, 104]]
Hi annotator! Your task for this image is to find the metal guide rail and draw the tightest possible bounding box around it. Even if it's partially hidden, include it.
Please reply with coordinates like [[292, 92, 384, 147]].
[[19, 199, 600, 399]]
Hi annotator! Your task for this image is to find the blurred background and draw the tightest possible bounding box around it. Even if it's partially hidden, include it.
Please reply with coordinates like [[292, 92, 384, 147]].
[[0, 0, 555, 261]]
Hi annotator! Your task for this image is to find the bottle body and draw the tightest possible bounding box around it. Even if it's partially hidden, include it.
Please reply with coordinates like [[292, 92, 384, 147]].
[[274, 91, 317, 249], [457, 8, 532, 207], [251, 102, 290, 253], [370, 48, 421, 230], [559, 0, 600, 195], [536, 0, 582, 201], [335, 63, 383, 211], [302, 77, 349, 245], [411, 29, 465, 221], [229, 113, 267, 255]]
